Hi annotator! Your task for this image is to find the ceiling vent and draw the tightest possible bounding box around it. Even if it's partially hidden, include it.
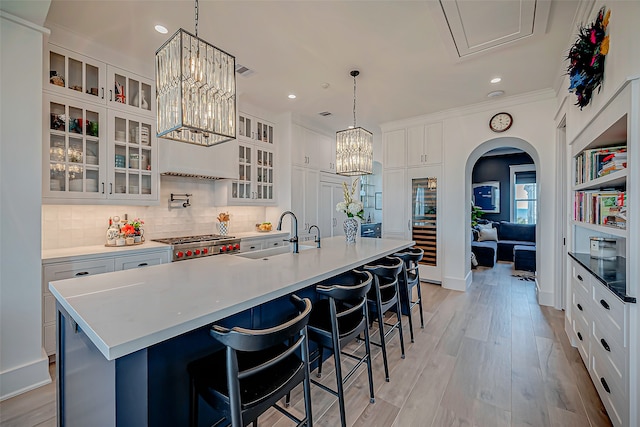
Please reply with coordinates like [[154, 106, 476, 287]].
[[235, 64, 255, 77], [318, 111, 332, 117]]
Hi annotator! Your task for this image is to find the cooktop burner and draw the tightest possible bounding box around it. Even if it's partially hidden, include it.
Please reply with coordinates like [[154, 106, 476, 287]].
[[152, 234, 236, 245]]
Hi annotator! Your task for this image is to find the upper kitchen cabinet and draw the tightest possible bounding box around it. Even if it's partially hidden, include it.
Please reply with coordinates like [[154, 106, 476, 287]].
[[43, 96, 158, 203], [292, 124, 336, 173], [407, 123, 443, 166], [44, 93, 107, 200], [239, 112, 274, 145], [106, 65, 154, 116], [383, 129, 406, 169], [46, 44, 106, 104], [217, 112, 276, 205]]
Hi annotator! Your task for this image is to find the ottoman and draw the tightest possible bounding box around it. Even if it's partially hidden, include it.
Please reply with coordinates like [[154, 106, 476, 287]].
[[513, 245, 536, 272]]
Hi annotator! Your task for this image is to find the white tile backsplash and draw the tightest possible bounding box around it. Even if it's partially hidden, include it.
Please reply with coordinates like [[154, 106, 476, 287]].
[[42, 177, 270, 249]]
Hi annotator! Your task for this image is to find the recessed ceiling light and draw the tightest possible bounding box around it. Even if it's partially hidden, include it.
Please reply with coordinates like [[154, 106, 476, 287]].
[[155, 25, 168, 34], [487, 90, 505, 98], [288, 94, 296, 99], [490, 77, 502, 84]]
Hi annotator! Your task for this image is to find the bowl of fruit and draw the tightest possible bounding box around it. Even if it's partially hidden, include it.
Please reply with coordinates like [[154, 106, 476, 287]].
[[256, 222, 272, 232]]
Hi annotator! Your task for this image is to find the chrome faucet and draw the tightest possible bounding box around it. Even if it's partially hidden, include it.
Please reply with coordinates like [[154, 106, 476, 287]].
[[308, 225, 321, 248], [277, 211, 299, 253]]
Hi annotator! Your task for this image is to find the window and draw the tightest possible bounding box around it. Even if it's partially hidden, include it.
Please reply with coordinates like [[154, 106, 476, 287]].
[[510, 164, 537, 224]]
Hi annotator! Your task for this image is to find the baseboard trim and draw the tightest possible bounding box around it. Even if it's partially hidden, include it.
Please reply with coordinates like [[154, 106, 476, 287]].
[[536, 280, 555, 306], [442, 272, 471, 292], [0, 349, 51, 401]]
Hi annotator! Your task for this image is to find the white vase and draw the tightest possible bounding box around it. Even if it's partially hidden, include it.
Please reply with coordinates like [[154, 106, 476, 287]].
[[343, 218, 358, 244]]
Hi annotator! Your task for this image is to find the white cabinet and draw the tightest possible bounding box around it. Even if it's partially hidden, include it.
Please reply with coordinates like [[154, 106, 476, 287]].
[[220, 113, 276, 205], [42, 247, 171, 356], [292, 124, 336, 173], [382, 168, 407, 238], [564, 78, 638, 427], [105, 65, 153, 116], [407, 123, 443, 166], [46, 44, 107, 105], [43, 93, 108, 200], [42, 257, 115, 356], [383, 129, 406, 169], [291, 166, 319, 241], [44, 44, 158, 204], [319, 175, 350, 238]]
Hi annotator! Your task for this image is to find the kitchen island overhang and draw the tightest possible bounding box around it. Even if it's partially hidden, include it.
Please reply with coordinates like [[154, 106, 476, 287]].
[[50, 237, 415, 426]]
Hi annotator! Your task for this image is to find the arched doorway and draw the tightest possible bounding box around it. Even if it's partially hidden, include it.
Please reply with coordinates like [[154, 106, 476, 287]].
[[465, 137, 542, 298]]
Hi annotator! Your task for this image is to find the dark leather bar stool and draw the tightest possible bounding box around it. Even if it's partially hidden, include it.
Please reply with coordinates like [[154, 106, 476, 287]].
[[187, 295, 313, 427], [363, 256, 406, 382], [393, 247, 425, 343], [307, 269, 375, 427]]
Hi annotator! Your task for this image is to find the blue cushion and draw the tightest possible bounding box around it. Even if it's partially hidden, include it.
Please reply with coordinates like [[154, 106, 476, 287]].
[[498, 222, 535, 242]]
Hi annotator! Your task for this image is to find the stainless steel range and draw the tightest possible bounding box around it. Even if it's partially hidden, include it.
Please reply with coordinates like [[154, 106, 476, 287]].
[[152, 234, 241, 262]]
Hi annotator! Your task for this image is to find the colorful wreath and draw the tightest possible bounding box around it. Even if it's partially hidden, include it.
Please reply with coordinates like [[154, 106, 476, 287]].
[[566, 6, 611, 109]]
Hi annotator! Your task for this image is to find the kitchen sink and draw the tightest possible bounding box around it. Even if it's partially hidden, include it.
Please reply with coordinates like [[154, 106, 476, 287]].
[[235, 244, 315, 260]]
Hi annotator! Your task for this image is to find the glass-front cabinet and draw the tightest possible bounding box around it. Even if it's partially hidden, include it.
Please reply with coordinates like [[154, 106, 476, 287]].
[[46, 45, 106, 104], [44, 94, 107, 199], [106, 65, 153, 116], [43, 94, 157, 202], [224, 112, 276, 205]]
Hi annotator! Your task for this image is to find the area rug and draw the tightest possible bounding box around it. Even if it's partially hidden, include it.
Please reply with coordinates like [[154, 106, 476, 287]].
[[512, 271, 536, 281]]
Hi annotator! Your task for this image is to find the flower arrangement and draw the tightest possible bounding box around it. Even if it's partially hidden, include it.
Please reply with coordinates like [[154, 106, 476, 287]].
[[130, 218, 144, 231], [120, 224, 136, 237], [566, 6, 611, 109], [336, 181, 364, 220]]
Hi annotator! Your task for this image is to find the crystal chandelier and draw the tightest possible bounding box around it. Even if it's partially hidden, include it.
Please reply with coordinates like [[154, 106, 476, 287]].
[[155, 0, 236, 146], [336, 70, 373, 176]]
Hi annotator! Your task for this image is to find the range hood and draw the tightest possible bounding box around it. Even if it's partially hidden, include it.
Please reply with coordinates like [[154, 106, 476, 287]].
[[158, 138, 238, 180]]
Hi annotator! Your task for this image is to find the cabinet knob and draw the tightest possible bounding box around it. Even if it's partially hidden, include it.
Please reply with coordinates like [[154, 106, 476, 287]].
[[600, 377, 610, 393], [138, 263, 148, 267], [577, 274, 583, 281], [600, 338, 611, 352], [599, 299, 610, 310], [577, 332, 583, 341], [576, 303, 583, 311], [75, 271, 89, 276]]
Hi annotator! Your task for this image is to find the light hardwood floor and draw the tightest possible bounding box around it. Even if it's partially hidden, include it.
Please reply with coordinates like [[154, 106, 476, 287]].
[[0, 262, 612, 427]]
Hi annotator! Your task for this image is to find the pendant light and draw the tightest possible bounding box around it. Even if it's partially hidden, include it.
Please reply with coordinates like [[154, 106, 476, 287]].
[[336, 70, 373, 176], [155, 0, 236, 146]]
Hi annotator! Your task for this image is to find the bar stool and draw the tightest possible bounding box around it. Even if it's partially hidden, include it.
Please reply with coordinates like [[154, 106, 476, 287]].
[[307, 269, 375, 427], [363, 256, 406, 382], [393, 247, 425, 343], [187, 295, 313, 427]]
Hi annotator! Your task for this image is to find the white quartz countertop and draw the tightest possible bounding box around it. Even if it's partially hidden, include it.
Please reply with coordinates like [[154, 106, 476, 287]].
[[49, 237, 414, 361], [42, 241, 171, 263]]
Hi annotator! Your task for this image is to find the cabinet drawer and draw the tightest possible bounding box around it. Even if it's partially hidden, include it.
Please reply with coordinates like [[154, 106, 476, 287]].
[[43, 258, 115, 290], [592, 282, 627, 347], [572, 315, 589, 364], [572, 289, 590, 322], [571, 260, 592, 298], [114, 251, 169, 270], [264, 237, 288, 248], [592, 320, 626, 387], [240, 241, 264, 253], [591, 350, 626, 427]]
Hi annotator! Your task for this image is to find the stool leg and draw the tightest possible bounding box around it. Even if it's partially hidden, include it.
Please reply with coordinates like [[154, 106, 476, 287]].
[[416, 282, 425, 329], [376, 302, 390, 382], [406, 285, 415, 343], [316, 346, 324, 378], [331, 328, 347, 427], [363, 309, 375, 404], [189, 377, 198, 427], [394, 282, 406, 359]]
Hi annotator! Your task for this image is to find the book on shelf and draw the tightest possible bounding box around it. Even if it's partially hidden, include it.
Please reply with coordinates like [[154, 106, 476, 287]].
[[575, 145, 626, 184], [574, 190, 626, 228]]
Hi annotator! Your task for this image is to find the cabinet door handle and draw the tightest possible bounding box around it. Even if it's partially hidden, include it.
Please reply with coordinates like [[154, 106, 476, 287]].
[[101, 182, 105, 194], [250, 246, 256, 250], [600, 299, 610, 310], [109, 89, 113, 101], [600, 377, 610, 393], [576, 303, 583, 311], [600, 338, 611, 352], [101, 87, 105, 99], [577, 274, 583, 281], [75, 271, 89, 276], [577, 332, 583, 341], [110, 183, 113, 194], [137, 263, 148, 267]]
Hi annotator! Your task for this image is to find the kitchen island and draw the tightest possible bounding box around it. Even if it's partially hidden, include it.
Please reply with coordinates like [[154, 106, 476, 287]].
[[50, 236, 414, 426]]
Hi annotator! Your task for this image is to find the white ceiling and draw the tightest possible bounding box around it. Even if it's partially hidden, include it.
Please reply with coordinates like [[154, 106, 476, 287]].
[[40, 0, 582, 134]]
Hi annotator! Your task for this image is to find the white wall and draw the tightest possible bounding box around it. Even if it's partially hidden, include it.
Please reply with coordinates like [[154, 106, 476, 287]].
[[0, 12, 51, 400]]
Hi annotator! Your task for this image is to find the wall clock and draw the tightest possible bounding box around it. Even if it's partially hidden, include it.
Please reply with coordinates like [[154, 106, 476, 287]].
[[489, 112, 513, 132]]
